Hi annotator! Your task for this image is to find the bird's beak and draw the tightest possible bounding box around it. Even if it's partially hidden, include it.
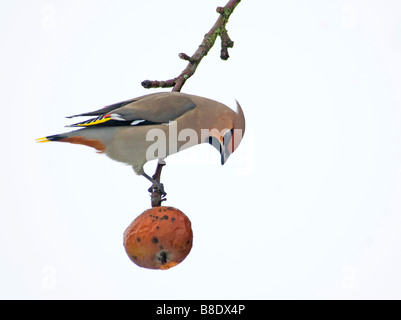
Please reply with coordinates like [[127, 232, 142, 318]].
[[221, 149, 227, 165], [208, 129, 236, 165], [208, 135, 226, 165], [221, 139, 231, 165]]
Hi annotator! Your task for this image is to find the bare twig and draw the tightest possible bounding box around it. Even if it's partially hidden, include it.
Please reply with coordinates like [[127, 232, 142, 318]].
[[145, 0, 241, 207], [141, 0, 241, 92], [220, 26, 235, 60]]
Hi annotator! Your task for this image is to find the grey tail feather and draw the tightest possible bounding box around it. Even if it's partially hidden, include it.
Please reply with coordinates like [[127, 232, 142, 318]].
[[44, 133, 68, 141], [66, 99, 137, 119]]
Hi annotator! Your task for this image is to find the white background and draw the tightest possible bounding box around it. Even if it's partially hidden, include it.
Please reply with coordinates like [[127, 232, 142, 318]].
[[1, 0, 401, 299]]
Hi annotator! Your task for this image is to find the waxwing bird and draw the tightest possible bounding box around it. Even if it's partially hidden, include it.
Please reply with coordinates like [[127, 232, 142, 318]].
[[37, 92, 246, 192]]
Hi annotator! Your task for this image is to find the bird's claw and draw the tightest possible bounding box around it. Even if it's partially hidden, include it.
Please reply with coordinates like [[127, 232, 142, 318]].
[[148, 181, 167, 197]]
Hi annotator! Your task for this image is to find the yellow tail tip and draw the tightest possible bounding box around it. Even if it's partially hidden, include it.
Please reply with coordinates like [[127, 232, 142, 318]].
[[36, 137, 50, 143]]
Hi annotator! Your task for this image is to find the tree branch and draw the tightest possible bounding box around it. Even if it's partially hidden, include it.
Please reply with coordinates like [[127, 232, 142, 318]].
[[141, 0, 241, 92], [145, 0, 241, 207]]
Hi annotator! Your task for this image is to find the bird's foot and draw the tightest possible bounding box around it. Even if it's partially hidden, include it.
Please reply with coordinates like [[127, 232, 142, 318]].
[[148, 181, 167, 198], [142, 165, 167, 207], [149, 181, 167, 206]]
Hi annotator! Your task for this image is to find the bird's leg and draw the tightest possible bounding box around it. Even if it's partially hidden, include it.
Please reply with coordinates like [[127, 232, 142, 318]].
[[142, 172, 166, 196], [142, 159, 167, 207]]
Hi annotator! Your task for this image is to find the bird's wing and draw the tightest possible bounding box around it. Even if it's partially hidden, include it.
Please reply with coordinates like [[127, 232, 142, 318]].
[[66, 93, 196, 128]]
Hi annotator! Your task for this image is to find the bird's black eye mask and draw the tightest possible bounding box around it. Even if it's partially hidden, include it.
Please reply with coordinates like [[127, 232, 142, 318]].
[[208, 128, 234, 165], [222, 128, 234, 145]]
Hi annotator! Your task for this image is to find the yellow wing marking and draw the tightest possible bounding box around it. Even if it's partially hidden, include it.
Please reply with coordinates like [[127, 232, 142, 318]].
[[76, 116, 112, 127]]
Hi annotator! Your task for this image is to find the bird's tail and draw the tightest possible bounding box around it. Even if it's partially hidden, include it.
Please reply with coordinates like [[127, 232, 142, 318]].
[[36, 130, 107, 153], [36, 134, 64, 143], [36, 133, 66, 143]]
